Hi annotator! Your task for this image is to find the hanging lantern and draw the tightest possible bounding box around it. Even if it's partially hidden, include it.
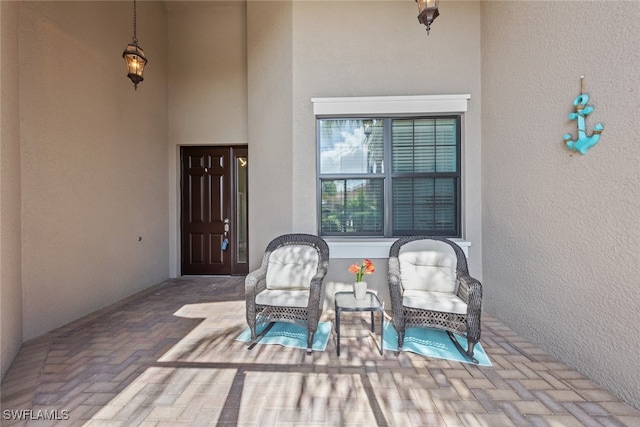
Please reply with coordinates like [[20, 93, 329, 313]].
[[123, 41, 147, 90], [416, 0, 440, 35], [122, 0, 147, 90]]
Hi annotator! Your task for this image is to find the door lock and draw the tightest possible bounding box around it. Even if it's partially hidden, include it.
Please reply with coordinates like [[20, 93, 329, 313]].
[[222, 218, 230, 250]]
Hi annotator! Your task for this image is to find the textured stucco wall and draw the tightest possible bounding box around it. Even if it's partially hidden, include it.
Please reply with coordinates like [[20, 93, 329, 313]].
[[167, 3, 247, 145], [0, 0, 23, 380], [481, 1, 640, 409], [247, 1, 295, 268], [19, 1, 170, 340]]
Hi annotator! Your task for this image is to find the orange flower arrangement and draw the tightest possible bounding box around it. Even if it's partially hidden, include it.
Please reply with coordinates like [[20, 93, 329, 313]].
[[349, 259, 375, 282]]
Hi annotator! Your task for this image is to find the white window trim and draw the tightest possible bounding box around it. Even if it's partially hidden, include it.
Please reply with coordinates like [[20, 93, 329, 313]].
[[327, 239, 470, 259], [313, 94, 472, 260], [312, 94, 470, 116]]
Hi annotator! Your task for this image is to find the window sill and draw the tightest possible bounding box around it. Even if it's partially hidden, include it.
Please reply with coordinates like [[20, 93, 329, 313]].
[[326, 238, 470, 259]]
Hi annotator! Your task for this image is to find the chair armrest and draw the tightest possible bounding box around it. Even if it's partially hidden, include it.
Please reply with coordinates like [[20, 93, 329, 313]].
[[309, 257, 329, 291], [306, 261, 329, 330], [388, 255, 405, 321], [245, 267, 268, 297], [308, 269, 326, 301], [457, 274, 482, 342], [456, 274, 482, 315], [245, 267, 267, 328]]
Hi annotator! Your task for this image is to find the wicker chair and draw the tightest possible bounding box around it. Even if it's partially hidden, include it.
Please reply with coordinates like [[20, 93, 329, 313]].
[[245, 233, 330, 353], [388, 236, 482, 363]]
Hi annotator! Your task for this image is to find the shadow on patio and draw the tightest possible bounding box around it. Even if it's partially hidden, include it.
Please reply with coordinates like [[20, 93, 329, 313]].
[[2, 276, 640, 426]]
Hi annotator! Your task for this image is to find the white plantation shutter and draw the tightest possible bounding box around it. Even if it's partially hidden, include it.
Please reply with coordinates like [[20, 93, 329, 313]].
[[391, 118, 459, 235]]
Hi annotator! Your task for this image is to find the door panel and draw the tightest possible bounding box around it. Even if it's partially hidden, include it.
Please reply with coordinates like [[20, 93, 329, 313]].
[[181, 146, 248, 275]]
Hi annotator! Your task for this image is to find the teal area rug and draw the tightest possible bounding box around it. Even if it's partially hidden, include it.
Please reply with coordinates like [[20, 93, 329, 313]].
[[383, 322, 492, 366], [236, 321, 331, 352]]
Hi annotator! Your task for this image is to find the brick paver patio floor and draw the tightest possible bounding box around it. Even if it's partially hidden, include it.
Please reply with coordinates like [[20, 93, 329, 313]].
[[2, 276, 639, 426]]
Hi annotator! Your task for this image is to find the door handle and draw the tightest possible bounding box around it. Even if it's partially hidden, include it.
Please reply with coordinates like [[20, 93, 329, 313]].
[[222, 218, 230, 251]]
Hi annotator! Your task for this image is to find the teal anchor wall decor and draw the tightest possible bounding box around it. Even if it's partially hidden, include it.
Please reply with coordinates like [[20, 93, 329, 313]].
[[563, 76, 604, 155]]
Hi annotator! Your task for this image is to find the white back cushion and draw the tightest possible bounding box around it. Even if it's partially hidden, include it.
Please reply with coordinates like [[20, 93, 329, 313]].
[[266, 245, 319, 290], [398, 240, 457, 293]]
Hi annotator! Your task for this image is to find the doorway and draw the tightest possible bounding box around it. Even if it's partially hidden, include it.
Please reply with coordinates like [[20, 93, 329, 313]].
[[180, 146, 248, 275]]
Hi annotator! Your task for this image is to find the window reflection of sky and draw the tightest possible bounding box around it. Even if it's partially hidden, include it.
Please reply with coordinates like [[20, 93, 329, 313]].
[[320, 119, 384, 175], [320, 121, 369, 174]]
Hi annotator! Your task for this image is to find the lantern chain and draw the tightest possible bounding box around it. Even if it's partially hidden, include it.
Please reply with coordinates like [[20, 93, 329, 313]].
[[132, 0, 138, 43]]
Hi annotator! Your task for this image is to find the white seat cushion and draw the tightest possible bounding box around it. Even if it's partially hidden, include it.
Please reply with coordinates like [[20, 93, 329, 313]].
[[255, 289, 310, 308], [402, 289, 467, 315], [266, 245, 319, 290], [398, 240, 457, 293]]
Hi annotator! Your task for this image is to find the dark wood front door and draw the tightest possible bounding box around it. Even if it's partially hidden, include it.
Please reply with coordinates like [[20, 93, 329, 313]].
[[181, 146, 248, 275]]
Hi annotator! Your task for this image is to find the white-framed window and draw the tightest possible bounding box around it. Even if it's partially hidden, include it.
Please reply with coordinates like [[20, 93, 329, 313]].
[[312, 95, 470, 239]]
